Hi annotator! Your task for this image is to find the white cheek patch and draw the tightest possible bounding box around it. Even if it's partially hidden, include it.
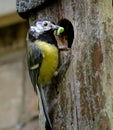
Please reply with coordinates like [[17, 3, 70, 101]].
[[37, 24, 43, 30], [30, 21, 52, 34], [30, 26, 40, 33], [31, 25, 43, 34]]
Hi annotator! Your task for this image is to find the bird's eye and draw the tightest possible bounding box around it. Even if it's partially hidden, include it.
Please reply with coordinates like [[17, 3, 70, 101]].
[[43, 22, 48, 26]]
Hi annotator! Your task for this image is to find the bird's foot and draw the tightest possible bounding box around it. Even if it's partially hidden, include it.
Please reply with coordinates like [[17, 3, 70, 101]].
[[54, 49, 71, 77], [58, 45, 70, 51]]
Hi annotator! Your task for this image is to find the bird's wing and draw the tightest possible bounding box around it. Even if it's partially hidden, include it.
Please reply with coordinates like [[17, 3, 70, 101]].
[[27, 42, 43, 93], [27, 42, 53, 130]]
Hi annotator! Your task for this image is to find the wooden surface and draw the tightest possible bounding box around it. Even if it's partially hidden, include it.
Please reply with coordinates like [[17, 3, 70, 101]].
[[27, 0, 113, 129]]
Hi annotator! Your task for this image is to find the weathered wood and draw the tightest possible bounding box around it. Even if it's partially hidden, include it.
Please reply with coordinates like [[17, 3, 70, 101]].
[[17, 0, 113, 129]]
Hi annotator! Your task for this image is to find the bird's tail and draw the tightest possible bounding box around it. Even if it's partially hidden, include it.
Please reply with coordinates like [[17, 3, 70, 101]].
[[38, 85, 53, 130]]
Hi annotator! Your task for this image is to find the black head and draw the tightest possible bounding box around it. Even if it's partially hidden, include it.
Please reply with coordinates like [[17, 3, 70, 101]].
[[28, 19, 61, 43]]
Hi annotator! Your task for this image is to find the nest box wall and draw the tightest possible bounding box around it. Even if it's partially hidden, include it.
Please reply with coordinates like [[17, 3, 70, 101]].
[[17, 0, 113, 130], [16, 0, 75, 28]]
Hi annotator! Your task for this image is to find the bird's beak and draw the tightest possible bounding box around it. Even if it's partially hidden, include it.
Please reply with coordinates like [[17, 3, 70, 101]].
[[52, 24, 64, 36], [52, 24, 61, 30]]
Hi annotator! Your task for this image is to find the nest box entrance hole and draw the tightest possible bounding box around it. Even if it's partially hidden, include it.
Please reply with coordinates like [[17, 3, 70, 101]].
[[57, 19, 74, 48]]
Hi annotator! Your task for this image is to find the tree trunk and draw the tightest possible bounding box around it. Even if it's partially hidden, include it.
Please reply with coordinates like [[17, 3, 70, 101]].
[[17, 0, 113, 129]]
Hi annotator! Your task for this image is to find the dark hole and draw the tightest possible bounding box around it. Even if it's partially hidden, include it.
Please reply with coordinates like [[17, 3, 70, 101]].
[[57, 91, 59, 95], [58, 19, 74, 48], [93, 117, 95, 121]]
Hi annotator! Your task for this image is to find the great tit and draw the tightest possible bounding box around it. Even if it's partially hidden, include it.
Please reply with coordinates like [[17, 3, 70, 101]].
[[27, 19, 64, 130]]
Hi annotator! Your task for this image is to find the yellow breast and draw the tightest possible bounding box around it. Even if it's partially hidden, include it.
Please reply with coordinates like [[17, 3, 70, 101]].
[[35, 40, 59, 86]]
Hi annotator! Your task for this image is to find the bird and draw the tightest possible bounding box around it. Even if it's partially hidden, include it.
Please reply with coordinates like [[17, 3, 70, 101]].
[[26, 19, 64, 130]]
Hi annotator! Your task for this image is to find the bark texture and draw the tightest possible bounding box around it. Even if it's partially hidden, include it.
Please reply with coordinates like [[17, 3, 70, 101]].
[[17, 0, 113, 130]]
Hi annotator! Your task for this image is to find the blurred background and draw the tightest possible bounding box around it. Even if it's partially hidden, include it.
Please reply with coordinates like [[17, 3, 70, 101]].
[[0, 0, 39, 130]]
